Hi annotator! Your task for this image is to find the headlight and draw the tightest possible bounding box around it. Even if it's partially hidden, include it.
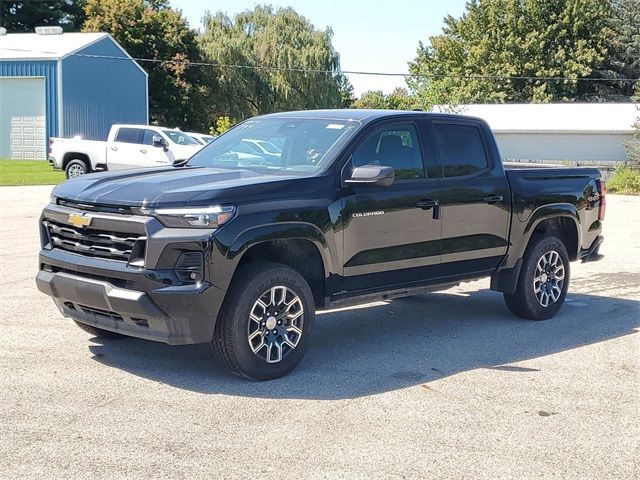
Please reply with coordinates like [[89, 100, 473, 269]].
[[50, 195, 57, 205], [145, 205, 235, 229]]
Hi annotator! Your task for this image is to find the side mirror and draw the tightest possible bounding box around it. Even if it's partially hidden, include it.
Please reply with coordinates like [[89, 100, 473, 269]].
[[152, 136, 165, 149], [345, 165, 395, 187]]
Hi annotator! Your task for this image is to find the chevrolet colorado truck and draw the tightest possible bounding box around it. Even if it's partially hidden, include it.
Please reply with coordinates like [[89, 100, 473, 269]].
[[36, 110, 605, 380], [49, 124, 204, 178]]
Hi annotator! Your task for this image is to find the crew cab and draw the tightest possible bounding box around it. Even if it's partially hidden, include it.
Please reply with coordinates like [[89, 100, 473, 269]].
[[49, 124, 204, 178], [36, 110, 605, 380]]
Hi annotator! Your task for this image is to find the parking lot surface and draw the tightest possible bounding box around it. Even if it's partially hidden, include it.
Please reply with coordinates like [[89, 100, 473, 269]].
[[1, 186, 638, 479]]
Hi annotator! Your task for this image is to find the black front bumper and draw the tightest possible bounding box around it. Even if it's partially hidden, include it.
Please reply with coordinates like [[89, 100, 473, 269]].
[[37, 204, 228, 345], [37, 250, 227, 345]]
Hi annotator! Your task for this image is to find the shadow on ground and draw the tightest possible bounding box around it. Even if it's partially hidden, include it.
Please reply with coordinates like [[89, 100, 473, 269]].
[[87, 289, 639, 400]]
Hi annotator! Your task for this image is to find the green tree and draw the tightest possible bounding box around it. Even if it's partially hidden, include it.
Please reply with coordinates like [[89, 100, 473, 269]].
[[0, 0, 85, 32], [354, 88, 416, 110], [198, 5, 348, 121], [599, 0, 640, 100], [83, 0, 208, 130], [408, 0, 616, 104]]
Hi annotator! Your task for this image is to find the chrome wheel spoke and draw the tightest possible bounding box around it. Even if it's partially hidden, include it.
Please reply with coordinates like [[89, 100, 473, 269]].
[[247, 285, 304, 364], [533, 249, 565, 307]]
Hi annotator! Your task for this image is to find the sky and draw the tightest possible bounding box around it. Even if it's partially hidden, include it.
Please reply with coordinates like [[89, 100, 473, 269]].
[[170, 0, 468, 96]]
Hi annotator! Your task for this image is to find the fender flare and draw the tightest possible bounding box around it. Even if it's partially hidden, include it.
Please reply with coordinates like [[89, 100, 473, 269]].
[[522, 203, 581, 258], [217, 222, 334, 291]]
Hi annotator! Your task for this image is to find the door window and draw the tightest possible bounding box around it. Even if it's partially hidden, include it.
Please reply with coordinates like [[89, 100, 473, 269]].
[[142, 129, 159, 146], [352, 124, 425, 180], [115, 127, 142, 144], [432, 123, 488, 177]]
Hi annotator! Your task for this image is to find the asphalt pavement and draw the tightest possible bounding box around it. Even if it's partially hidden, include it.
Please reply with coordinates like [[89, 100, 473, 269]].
[[0, 186, 638, 479]]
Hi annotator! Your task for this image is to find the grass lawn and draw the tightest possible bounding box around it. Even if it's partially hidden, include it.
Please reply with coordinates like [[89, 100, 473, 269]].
[[0, 160, 65, 186]]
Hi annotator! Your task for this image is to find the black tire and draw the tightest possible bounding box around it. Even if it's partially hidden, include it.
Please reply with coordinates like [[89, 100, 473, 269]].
[[65, 159, 88, 179], [212, 261, 315, 380], [74, 320, 126, 339], [504, 235, 570, 320]]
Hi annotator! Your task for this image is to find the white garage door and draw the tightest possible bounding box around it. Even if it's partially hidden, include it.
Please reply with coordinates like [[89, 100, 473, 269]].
[[0, 77, 47, 160], [11, 115, 46, 159]]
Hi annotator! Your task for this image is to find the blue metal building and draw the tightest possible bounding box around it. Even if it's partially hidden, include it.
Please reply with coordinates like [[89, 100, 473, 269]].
[[0, 31, 148, 159]]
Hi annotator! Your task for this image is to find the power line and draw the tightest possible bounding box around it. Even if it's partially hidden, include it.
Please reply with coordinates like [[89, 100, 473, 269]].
[[1, 47, 639, 82]]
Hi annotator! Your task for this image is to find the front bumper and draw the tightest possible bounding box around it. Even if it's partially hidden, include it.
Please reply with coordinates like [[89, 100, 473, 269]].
[[37, 203, 228, 345], [37, 252, 227, 345]]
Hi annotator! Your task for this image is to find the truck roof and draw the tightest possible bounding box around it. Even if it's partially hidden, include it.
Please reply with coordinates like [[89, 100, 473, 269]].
[[257, 109, 477, 123]]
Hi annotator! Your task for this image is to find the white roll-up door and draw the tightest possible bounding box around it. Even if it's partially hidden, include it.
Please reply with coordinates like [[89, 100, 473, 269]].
[[0, 77, 47, 160]]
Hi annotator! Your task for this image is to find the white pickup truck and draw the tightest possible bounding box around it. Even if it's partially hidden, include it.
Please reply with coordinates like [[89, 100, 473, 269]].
[[49, 124, 204, 178]]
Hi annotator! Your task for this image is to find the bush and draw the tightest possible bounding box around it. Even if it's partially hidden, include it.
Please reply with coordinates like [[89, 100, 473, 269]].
[[607, 165, 640, 195]]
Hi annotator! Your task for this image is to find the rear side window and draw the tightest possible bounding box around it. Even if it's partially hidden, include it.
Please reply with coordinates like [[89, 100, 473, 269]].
[[432, 124, 488, 177], [115, 128, 142, 144]]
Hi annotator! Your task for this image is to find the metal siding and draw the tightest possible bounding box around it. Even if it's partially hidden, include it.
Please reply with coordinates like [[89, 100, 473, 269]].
[[495, 132, 632, 163], [61, 38, 147, 141], [0, 60, 58, 140]]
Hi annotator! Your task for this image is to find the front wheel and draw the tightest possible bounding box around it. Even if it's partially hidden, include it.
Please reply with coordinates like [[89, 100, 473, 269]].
[[504, 235, 570, 320], [211, 262, 315, 380]]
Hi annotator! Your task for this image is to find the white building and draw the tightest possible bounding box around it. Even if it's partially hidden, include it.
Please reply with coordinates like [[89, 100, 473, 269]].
[[433, 103, 638, 165]]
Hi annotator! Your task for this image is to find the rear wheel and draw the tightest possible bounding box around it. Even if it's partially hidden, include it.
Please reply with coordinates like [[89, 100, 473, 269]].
[[74, 320, 126, 339], [65, 159, 88, 179], [212, 262, 315, 380], [504, 235, 570, 320]]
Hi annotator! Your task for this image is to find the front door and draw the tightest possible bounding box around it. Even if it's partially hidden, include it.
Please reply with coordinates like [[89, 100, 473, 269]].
[[340, 121, 442, 293]]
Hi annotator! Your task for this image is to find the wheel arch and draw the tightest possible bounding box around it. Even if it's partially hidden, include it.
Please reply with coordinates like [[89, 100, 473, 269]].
[[523, 204, 581, 261], [62, 152, 91, 172], [224, 223, 333, 308]]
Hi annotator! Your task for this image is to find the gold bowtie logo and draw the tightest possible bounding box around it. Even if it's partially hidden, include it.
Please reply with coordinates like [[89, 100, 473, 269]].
[[68, 213, 92, 228]]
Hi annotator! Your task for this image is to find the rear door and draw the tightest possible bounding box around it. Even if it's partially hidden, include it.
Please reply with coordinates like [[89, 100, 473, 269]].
[[429, 120, 511, 275], [340, 120, 443, 293]]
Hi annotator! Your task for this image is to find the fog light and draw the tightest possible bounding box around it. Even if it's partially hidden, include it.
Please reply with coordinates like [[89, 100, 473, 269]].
[[174, 252, 204, 284]]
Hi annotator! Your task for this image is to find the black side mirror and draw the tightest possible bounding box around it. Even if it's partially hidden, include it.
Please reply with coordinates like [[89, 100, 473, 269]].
[[345, 165, 395, 187]]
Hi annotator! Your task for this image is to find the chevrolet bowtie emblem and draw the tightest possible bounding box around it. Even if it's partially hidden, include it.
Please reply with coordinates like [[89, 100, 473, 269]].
[[68, 213, 92, 228]]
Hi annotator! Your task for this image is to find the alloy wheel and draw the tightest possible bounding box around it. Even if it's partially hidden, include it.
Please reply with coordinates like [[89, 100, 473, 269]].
[[67, 164, 85, 178], [247, 286, 304, 363], [533, 250, 565, 307]]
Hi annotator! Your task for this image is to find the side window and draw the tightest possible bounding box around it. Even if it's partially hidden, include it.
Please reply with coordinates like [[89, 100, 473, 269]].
[[432, 123, 488, 177], [352, 124, 424, 180], [142, 129, 159, 146], [115, 128, 142, 144]]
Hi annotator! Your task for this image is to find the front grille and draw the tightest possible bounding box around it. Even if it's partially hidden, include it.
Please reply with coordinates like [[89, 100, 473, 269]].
[[45, 220, 146, 262]]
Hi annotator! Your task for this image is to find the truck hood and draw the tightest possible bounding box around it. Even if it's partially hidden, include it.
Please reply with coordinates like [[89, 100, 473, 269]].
[[52, 166, 308, 208]]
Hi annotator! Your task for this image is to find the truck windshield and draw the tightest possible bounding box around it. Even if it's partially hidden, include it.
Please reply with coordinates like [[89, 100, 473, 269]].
[[186, 117, 360, 174], [162, 130, 200, 146]]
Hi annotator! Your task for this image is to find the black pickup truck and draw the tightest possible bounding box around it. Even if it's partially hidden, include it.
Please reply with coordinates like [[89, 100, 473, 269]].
[[36, 110, 605, 380]]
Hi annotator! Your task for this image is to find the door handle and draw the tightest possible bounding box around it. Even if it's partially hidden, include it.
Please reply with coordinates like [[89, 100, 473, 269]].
[[140, 149, 147, 154], [483, 194, 504, 204], [416, 199, 439, 210], [110, 146, 117, 151]]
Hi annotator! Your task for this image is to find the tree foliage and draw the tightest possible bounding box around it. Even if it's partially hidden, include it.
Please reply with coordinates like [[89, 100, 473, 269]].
[[408, 0, 619, 104], [198, 5, 350, 121], [601, 0, 640, 100], [0, 0, 85, 32], [354, 88, 416, 110], [83, 0, 207, 129]]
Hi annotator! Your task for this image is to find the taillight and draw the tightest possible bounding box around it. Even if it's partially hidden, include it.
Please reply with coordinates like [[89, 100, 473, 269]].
[[596, 179, 606, 221], [48, 138, 54, 155]]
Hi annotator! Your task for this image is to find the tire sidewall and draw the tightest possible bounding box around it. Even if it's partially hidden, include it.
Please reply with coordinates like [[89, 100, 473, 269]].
[[65, 159, 87, 179], [224, 265, 315, 379], [519, 235, 570, 320]]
